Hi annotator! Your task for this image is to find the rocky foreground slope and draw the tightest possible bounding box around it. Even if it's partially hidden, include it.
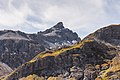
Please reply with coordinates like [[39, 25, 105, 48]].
[[3, 24, 120, 80], [0, 22, 80, 69], [0, 62, 13, 80]]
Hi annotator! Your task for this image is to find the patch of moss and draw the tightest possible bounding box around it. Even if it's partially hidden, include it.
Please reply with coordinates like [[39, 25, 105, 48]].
[[29, 60, 36, 63], [47, 77, 64, 80], [33, 40, 93, 60], [72, 54, 80, 57], [97, 56, 120, 80], [19, 74, 44, 80]]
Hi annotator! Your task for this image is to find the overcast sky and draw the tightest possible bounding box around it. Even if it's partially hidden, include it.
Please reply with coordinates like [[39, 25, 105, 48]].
[[0, 0, 120, 38]]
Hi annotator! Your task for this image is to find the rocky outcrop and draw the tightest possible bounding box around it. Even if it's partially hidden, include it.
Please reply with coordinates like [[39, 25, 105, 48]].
[[0, 22, 80, 69], [84, 24, 120, 45], [0, 62, 13, 79], [96, 55, 120, 80]]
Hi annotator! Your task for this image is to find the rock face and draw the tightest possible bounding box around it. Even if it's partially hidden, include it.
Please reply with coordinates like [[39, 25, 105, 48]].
[[84, 24, 120, 45], [0, 62, 13, 79], [0, 22, 80, 69], [4, 24, 120, 80]]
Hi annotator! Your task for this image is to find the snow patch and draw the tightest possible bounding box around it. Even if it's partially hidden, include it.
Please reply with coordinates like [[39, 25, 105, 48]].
[[72, 40, 77, 44]]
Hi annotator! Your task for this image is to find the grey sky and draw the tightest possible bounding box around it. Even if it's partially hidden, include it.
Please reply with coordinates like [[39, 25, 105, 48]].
[[0, 0, 120, 38]]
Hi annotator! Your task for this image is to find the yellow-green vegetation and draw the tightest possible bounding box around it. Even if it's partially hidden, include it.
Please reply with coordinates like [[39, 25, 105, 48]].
[[20, 75, 76, 80], [101, 63, 109, 68], [95, 65, 100, 70], [47, 77, 64, 80], [69, 78, 76, 80], [96, 56, 120, 80], [101, 64, 120, 79], [19, 74, 44, 80], [72, 54, 80, 57], [47, 77, 75, 80], [32, 40, 93, 61], [29, 60, 36, 63]]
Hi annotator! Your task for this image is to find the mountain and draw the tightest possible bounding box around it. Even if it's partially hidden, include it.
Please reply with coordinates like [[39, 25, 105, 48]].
[[0, 22, 80, 69], [4, 24, 120, 80]]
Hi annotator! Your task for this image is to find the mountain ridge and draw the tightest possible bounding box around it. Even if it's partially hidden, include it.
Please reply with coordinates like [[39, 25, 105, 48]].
[[0, 22, 80, 69], [3, 24, 120, 80]]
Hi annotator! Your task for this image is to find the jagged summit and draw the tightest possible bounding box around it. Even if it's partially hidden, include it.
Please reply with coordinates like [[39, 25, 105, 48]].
[[53, 22, 64, 29], [39, 22, 80, 43], [41, 22, 65, 34]]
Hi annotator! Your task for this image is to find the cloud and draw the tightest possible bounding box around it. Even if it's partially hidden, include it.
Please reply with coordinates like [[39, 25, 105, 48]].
[[0, 0, 33, 26], [0, 0, 120, 38]]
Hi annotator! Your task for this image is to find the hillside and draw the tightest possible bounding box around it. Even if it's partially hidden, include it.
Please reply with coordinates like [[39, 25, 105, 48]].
[[3, 24, 120, 80]]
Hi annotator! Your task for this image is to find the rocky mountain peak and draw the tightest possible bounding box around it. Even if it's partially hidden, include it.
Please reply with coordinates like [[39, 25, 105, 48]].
[[39, 22, 80, 44], [53, 22, 64, 29], [0, 22, 80, 69], [40, 22, 65, 34]]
